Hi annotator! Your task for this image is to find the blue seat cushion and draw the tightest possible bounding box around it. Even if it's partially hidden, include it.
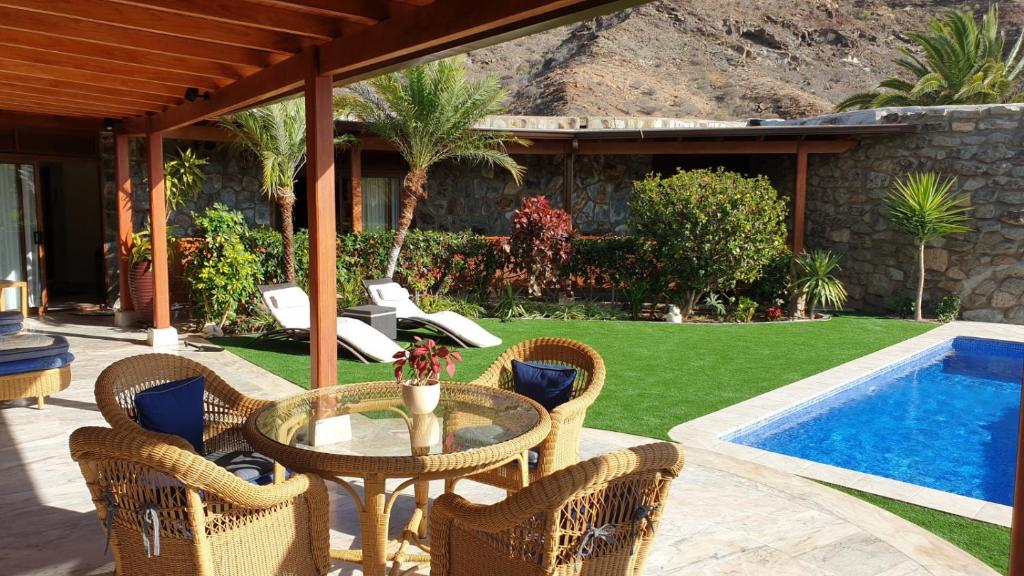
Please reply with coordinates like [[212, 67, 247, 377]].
[[0, 352, 74, 376], [135, 376, 205, 453], [511, 360, 577, 412], [0, 334, 70, 362], [0, 311, 22, 335], [206, 450, 277, 486]]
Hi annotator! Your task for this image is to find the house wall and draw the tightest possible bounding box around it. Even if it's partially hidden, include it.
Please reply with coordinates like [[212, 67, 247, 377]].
[[790, 104, 1024, 324]]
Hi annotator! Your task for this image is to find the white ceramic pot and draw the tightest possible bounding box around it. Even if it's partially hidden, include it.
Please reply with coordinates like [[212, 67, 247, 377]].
[[410, 413, 441, 448], [401, 381, 441, 415]]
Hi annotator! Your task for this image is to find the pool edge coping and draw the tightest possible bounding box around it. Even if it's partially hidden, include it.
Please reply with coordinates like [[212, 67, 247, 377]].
[[669, 320, 1024, 528]]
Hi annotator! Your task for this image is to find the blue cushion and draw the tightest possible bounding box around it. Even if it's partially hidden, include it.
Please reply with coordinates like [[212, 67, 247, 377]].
[[0, 334, 69, 362], [0, 324, 19, 336], [0, 311, 21, 336], [135, 376, 205, 453], [511, 360, 577, 412], [0, 352, 73, 376], [206, 450, 277, 486]]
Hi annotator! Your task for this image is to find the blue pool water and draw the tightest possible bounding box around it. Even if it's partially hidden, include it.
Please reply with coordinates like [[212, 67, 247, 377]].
[[728, 337, 1024, 505]]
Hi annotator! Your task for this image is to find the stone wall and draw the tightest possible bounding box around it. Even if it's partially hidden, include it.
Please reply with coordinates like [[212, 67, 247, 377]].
[[789, 104, 1024, 324], [98, 134, 270, 304], [419, 154, 651, 235]]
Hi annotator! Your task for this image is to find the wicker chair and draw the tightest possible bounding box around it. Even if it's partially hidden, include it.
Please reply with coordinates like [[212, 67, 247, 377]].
[[96, 353, 268, 456], [70, 426, 331, 576], [461, 338, 605, 491], [430, 442, 684, 576]]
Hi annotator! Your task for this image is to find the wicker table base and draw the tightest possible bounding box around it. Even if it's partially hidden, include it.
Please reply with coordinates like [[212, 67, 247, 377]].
[[0, 366, 71, 409]]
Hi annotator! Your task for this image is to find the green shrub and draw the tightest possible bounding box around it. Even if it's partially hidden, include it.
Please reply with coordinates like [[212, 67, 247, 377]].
[[419, 293, 485, 318], [493, 283, 529, 320], [629, 168, 788, 319], [793, 250, 848, 317], [702, 293, 728, 319], [892, 296, 916, 319], [749, 251, 795, 307], [728, 296, 759, 323], [569, 236, 663, 319], [933, 293, 961, 323], [243, 226, 285, 285], [186, 204, 260, 327]]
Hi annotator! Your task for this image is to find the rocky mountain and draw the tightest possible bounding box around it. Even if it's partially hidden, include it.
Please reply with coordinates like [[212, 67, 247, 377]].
[[465, 0, 1023, 120]]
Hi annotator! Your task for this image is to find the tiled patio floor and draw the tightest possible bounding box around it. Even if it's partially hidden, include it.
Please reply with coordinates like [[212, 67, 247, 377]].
[[0, 314, 996, 575]]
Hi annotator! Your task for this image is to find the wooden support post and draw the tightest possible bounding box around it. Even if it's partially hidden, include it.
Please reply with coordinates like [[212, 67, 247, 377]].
[[305, 51, 338, 389], [562, 149, 574, 218], [114, 133, 134, 312], [350, 142, 363, 232], [793, 144, 808, 255], [1010, 367, 1024, 576], [147, 132, 171, 329]]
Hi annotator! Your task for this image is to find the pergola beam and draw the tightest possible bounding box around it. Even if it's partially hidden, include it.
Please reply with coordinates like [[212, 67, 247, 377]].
[[121, 0, 647, 134], [0, 90, 149, 116], [0, 58, 187, 98], [0, 6, 272, 69], [110, 0, 345, 39], [0, 81, 166, 113], [0, 0, 302, 53], [248, 0, 387, 24]]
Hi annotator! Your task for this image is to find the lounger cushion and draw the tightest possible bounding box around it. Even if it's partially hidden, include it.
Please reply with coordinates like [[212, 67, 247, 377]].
[[135, 376, 205, 453], [206, 450, 276, 485], [511, 360, 576, 412], [0, 311, 22, 335], [0, 352, 74, 376], [0, 333, 70, 362], [375, 284, 410, 302]]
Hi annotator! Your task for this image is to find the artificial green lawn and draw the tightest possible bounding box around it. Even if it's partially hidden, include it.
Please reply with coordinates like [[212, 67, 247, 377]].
[[824, 483, 1011, 575], [215, 314, 933, 439]]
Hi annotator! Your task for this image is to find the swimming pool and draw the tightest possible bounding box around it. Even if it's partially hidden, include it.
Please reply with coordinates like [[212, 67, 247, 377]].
[[727, 337, 1024, 505]]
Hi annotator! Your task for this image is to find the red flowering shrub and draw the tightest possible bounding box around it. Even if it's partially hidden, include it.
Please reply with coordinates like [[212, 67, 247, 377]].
[[507, 196, 573, 298], [766, 306, 784, 321]]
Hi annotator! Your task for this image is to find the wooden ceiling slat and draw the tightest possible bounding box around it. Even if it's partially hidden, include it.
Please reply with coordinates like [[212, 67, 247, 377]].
[[0, 110, 105, 131], [0, 89, 149, 116], [0, 58, 187, 98], [0, 28, 246, 80], [0, 94, 135, 118], [0, 71, 180, 107], [250, 0, 388, 24], [0, 45, 228, 90], [0, 82, 163, 113], [110, 0, 345, 38], [0, 102, 101, 118], [0, 0, 304, 53], [0, 7, 272, 69]]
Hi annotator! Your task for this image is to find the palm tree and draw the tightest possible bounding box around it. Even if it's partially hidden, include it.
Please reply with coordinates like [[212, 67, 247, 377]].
[[837, 6, 1024, 111], [885, 172, 972, 321], [335, 56, 526, 278], [219, 99, 307, 283], [793, 250, 848, 319]]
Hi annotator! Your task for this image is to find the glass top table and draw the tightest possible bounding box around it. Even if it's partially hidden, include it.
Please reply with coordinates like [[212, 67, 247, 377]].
[[243, 381, 551, 576]]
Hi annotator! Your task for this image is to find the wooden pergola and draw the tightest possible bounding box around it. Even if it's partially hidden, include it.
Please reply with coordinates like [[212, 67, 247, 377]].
[[0, 0, 645, 390]]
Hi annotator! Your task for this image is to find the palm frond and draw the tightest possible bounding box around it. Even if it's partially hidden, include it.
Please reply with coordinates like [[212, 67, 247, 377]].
[[886, 172, 973, 244], [219, 98, 307, 199]]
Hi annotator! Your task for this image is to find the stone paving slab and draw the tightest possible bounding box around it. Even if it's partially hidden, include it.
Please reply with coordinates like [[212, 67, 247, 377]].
[[0, 315, 997, 575]]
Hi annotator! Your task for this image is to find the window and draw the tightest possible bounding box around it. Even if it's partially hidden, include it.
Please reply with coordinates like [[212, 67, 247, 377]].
[[362, 176, 400, 230]]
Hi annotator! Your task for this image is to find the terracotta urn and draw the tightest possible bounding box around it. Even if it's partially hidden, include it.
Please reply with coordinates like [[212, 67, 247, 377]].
[[128, 260, 154, 327]]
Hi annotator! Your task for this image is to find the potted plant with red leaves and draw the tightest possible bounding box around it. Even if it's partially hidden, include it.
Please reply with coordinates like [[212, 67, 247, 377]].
[[393, 337, 462, 415]]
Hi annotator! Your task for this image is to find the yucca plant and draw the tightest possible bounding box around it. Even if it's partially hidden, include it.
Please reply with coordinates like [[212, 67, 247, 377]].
[[837, 6, 1024, 110], [794, 250, 848, 319], [164, 147, 208, 212], [219, 99, 308, 283], [335, 56, 527, 278], [886, 172, 972, 321]]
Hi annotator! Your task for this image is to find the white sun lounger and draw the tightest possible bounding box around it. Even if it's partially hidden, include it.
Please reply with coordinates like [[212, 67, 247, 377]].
[[363, 278, 501, 348], [253, 283, 403, 363]]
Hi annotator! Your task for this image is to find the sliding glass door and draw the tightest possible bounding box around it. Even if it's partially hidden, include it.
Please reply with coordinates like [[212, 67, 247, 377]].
[[362, 176, 400, 231], [0, 162, 43, 311]]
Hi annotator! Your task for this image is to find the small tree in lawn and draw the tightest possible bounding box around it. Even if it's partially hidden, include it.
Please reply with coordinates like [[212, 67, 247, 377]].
[[335, 56, 526, 279], [886, 172, 972, 322], [507, 196, 573, 299], [629, 168, 789, 319]]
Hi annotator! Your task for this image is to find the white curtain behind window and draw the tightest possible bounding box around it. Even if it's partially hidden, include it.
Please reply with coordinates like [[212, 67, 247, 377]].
[[0, 164, 22, 311], [362, 177, 399, 230], [18, 164, 40, 308]]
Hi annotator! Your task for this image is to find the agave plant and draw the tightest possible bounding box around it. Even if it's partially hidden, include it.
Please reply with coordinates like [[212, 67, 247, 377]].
[[886, 172, 972, 321], [794, 250, 848, 318], [837, 6, 1024, 110], [335, 56, 527, 278]]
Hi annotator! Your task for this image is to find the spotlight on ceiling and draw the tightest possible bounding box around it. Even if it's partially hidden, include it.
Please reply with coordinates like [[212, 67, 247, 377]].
[[184, 87, 200, 102], [103, 118, 115, 131]]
